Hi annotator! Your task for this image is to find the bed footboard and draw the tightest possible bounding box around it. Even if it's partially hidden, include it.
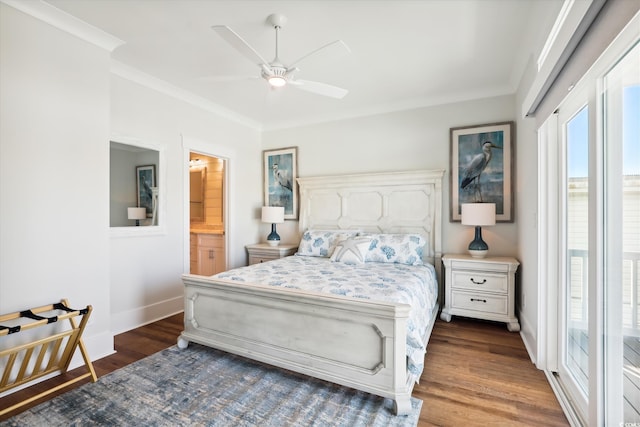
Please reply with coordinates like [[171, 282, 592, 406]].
[[179, 274, 415, 415]]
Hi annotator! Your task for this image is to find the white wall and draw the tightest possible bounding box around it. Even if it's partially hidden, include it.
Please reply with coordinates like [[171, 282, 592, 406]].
[[0, 3, 264, 360], [109, 75, 262, 333], [262, 95, 519, 258], [0, 4, 113, 358]]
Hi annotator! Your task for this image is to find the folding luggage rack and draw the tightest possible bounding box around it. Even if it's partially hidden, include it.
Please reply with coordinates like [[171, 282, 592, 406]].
[[0, 299, 97, 416]]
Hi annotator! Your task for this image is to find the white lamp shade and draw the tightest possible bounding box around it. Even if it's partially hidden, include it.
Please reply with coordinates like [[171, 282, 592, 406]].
[[261, 206, 285, 224], [461, 203, 496, 226], [127, 207, 147, 220]]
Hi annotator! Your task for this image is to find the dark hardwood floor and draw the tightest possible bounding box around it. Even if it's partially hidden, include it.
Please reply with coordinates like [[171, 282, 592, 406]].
[[1, 313, 568, 426]]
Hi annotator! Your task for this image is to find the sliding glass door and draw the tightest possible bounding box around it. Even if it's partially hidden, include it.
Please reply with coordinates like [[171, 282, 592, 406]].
[[558, 97, 591, 420], [544, 27, 639, 426], [603, 41, 640, 425]]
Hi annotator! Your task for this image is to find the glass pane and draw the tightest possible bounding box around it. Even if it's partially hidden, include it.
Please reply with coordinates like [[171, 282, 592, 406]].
[[566, 106, 589, 395], [604, 41, 640, 424]]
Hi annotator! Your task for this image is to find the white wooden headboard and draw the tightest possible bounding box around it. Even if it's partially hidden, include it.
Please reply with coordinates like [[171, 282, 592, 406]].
[[297, 169, 444, 284]]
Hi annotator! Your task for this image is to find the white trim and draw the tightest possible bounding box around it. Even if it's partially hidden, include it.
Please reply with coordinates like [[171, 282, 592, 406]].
[[537, 0, 576, 71], [0, 0, 124, 52], [110, 61, 261, 131], [537, 113, 560, 372], [181, 134, 237, 272], [110, 296, 183, 335], [522, 0, 605, 117]]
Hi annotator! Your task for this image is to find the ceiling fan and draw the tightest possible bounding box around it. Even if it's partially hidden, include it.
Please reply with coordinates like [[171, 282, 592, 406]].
[[211, 14, 350, 99]]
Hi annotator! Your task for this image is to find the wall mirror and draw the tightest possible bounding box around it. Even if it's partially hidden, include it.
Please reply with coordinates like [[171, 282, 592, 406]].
[[189, 152, 224, 228], [190, 167, 206, 223], [110, 140, 160, 228]]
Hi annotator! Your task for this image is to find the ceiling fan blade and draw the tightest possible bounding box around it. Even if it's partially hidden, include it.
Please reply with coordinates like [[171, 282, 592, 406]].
[[198, 75, 259, 82], [212, 25, 268, 67], [289, 79, 348, 99], [289, 40, 351, 68]]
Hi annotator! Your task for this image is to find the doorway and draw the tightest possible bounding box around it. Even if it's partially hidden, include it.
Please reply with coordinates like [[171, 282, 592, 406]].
[[189, 152, 226, 275]]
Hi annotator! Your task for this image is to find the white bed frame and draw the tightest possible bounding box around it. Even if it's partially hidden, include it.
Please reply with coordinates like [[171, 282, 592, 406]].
[[178, 169, 444, 415]]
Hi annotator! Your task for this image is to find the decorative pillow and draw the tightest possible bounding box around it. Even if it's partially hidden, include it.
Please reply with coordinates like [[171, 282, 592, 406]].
[[362, 233, 426, 265], [296, 230, 359, 257], [330, 237, 372, 264]]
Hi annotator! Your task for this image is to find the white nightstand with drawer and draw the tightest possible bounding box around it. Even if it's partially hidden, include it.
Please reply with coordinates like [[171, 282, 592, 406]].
[[440, 254, 520, 331], [245, 243, 298, 265]]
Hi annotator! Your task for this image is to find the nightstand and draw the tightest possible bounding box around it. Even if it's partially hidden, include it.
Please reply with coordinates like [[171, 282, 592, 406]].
[[245, 243, 298, 265], [440, 254, 520, 331]]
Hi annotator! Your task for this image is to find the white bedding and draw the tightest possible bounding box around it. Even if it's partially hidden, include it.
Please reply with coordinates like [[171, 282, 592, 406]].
[[213, 255, 438, 378]]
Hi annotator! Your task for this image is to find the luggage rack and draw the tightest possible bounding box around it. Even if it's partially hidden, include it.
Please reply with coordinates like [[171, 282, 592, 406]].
[[0, 299, 96, 416]]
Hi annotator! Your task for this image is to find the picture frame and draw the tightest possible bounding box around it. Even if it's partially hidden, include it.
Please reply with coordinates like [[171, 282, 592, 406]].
[[136, 164, 156, 217], [450, 121, 514, 222], [263, 146, 298, 220]]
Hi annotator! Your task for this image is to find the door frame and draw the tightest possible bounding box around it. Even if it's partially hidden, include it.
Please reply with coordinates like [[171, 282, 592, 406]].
[[182, 135, 236, 274]]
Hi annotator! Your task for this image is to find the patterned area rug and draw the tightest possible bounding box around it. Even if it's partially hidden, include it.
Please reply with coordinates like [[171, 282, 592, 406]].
[[2, 343, 422, 426]]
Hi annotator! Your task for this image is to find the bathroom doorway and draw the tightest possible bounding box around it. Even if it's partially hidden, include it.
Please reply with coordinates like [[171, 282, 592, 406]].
[[189, 152, 226, 275]]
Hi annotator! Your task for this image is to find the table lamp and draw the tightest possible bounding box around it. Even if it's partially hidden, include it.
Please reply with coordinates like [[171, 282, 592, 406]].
[[262, 206, 285, 246], [461, 203, 496, 258], [128, 207, 147, 226]]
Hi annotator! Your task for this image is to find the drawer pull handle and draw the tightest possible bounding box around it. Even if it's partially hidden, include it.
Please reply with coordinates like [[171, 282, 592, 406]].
[[470, 298, 487, 303], [470, 278, 487, 285]]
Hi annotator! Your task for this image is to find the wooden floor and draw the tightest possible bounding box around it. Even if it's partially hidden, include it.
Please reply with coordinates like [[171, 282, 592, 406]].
[[0, 314, 568, 426]]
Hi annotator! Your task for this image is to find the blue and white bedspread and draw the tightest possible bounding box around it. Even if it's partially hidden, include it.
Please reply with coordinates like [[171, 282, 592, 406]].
[[212, 255, 438, 379]]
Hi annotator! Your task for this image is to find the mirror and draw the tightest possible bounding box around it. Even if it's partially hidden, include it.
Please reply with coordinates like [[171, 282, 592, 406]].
[[190, 167, 206, 222], [189, 153, 224, 228], [110, 141, 160, 227]]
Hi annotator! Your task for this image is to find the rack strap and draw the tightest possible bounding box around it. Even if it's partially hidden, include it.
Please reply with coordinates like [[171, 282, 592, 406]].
[[0, 325, 21, 334], [20, 309, 58, 324], [53, 302, 89, 316]]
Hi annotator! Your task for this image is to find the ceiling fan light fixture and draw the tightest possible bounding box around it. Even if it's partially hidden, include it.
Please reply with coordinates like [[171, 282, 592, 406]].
[[212, 14, 350, 98], [268, 75, 287, 87]]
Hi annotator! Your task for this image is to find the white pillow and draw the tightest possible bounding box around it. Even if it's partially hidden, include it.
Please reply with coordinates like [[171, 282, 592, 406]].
[[361, 233, 426, 265], [296, 229, 359, 257], [330, 237, 372, 264]]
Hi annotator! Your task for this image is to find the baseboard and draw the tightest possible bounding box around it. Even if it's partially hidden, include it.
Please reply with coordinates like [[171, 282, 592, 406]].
[[111, 296, 183, 335], [518, 313, 538, 365]]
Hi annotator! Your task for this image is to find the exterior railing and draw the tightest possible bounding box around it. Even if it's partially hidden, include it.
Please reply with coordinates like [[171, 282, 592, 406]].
[[568, 249, 640, 336]]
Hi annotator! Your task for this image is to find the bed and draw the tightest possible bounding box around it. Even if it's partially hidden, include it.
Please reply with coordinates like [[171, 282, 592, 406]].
[[178, 169, 444, 415]]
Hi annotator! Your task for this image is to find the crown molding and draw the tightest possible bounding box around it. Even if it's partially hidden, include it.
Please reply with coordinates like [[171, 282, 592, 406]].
[[1, 0, 124, 52], [110, 61, 261, 131]]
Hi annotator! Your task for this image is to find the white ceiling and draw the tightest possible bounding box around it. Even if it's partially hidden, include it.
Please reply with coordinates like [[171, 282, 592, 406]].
[[45, 0, 563, 130]]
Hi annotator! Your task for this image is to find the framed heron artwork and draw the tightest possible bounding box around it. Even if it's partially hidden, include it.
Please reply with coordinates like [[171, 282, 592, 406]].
[[263, 146, 298, 219], [136, 164, 156, 217], [449, 121, 514, 222]]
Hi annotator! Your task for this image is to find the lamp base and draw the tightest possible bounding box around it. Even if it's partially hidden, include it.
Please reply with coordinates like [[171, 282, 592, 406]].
[[468, 249, 488, 258], [468, 226, 489, 258], [266, 223, 280, 246]]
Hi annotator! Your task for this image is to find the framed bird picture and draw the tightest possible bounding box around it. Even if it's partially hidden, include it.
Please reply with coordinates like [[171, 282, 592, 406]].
[[263, 146, 298, 219], [136, 164, 156, 217], [450, 121, 514, 222]]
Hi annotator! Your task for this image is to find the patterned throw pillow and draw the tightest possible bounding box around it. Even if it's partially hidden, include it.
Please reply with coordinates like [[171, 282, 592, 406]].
[[363, 233, 426, 265], [296, 230, 359, 257], [330, 237, 372, 264]]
